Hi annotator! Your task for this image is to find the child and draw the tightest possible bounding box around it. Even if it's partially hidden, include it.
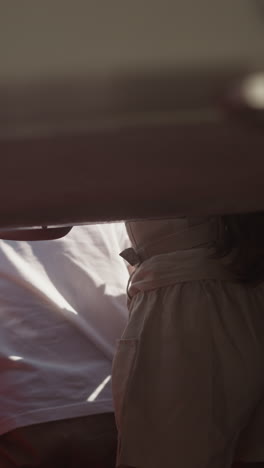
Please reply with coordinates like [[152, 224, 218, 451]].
[[112, 215, 264, 468]]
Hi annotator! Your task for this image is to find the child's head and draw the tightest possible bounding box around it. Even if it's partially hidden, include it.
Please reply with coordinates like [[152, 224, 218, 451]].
[[215, 213, 264, 285]]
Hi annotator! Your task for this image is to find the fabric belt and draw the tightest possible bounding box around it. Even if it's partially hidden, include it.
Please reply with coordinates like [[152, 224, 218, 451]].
[[120, 220, 217, 266]]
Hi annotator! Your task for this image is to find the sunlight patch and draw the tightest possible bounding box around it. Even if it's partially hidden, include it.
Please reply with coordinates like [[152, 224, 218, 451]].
[[87, 375, 111, 402], [9, 355, 23, 361]]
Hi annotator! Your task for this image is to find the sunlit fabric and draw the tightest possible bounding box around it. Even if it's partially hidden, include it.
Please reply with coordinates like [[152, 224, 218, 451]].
[[0, 223, 130, 435]]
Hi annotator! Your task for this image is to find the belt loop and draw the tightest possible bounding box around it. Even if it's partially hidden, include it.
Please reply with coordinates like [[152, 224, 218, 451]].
[[119, 247, 141, 266]]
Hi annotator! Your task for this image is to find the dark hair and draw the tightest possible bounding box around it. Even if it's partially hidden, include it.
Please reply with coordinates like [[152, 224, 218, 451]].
[[214, 213, 264, 285]]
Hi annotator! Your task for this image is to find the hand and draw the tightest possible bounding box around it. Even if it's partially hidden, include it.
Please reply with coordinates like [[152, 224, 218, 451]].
[[0, 226, 72, 241]]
